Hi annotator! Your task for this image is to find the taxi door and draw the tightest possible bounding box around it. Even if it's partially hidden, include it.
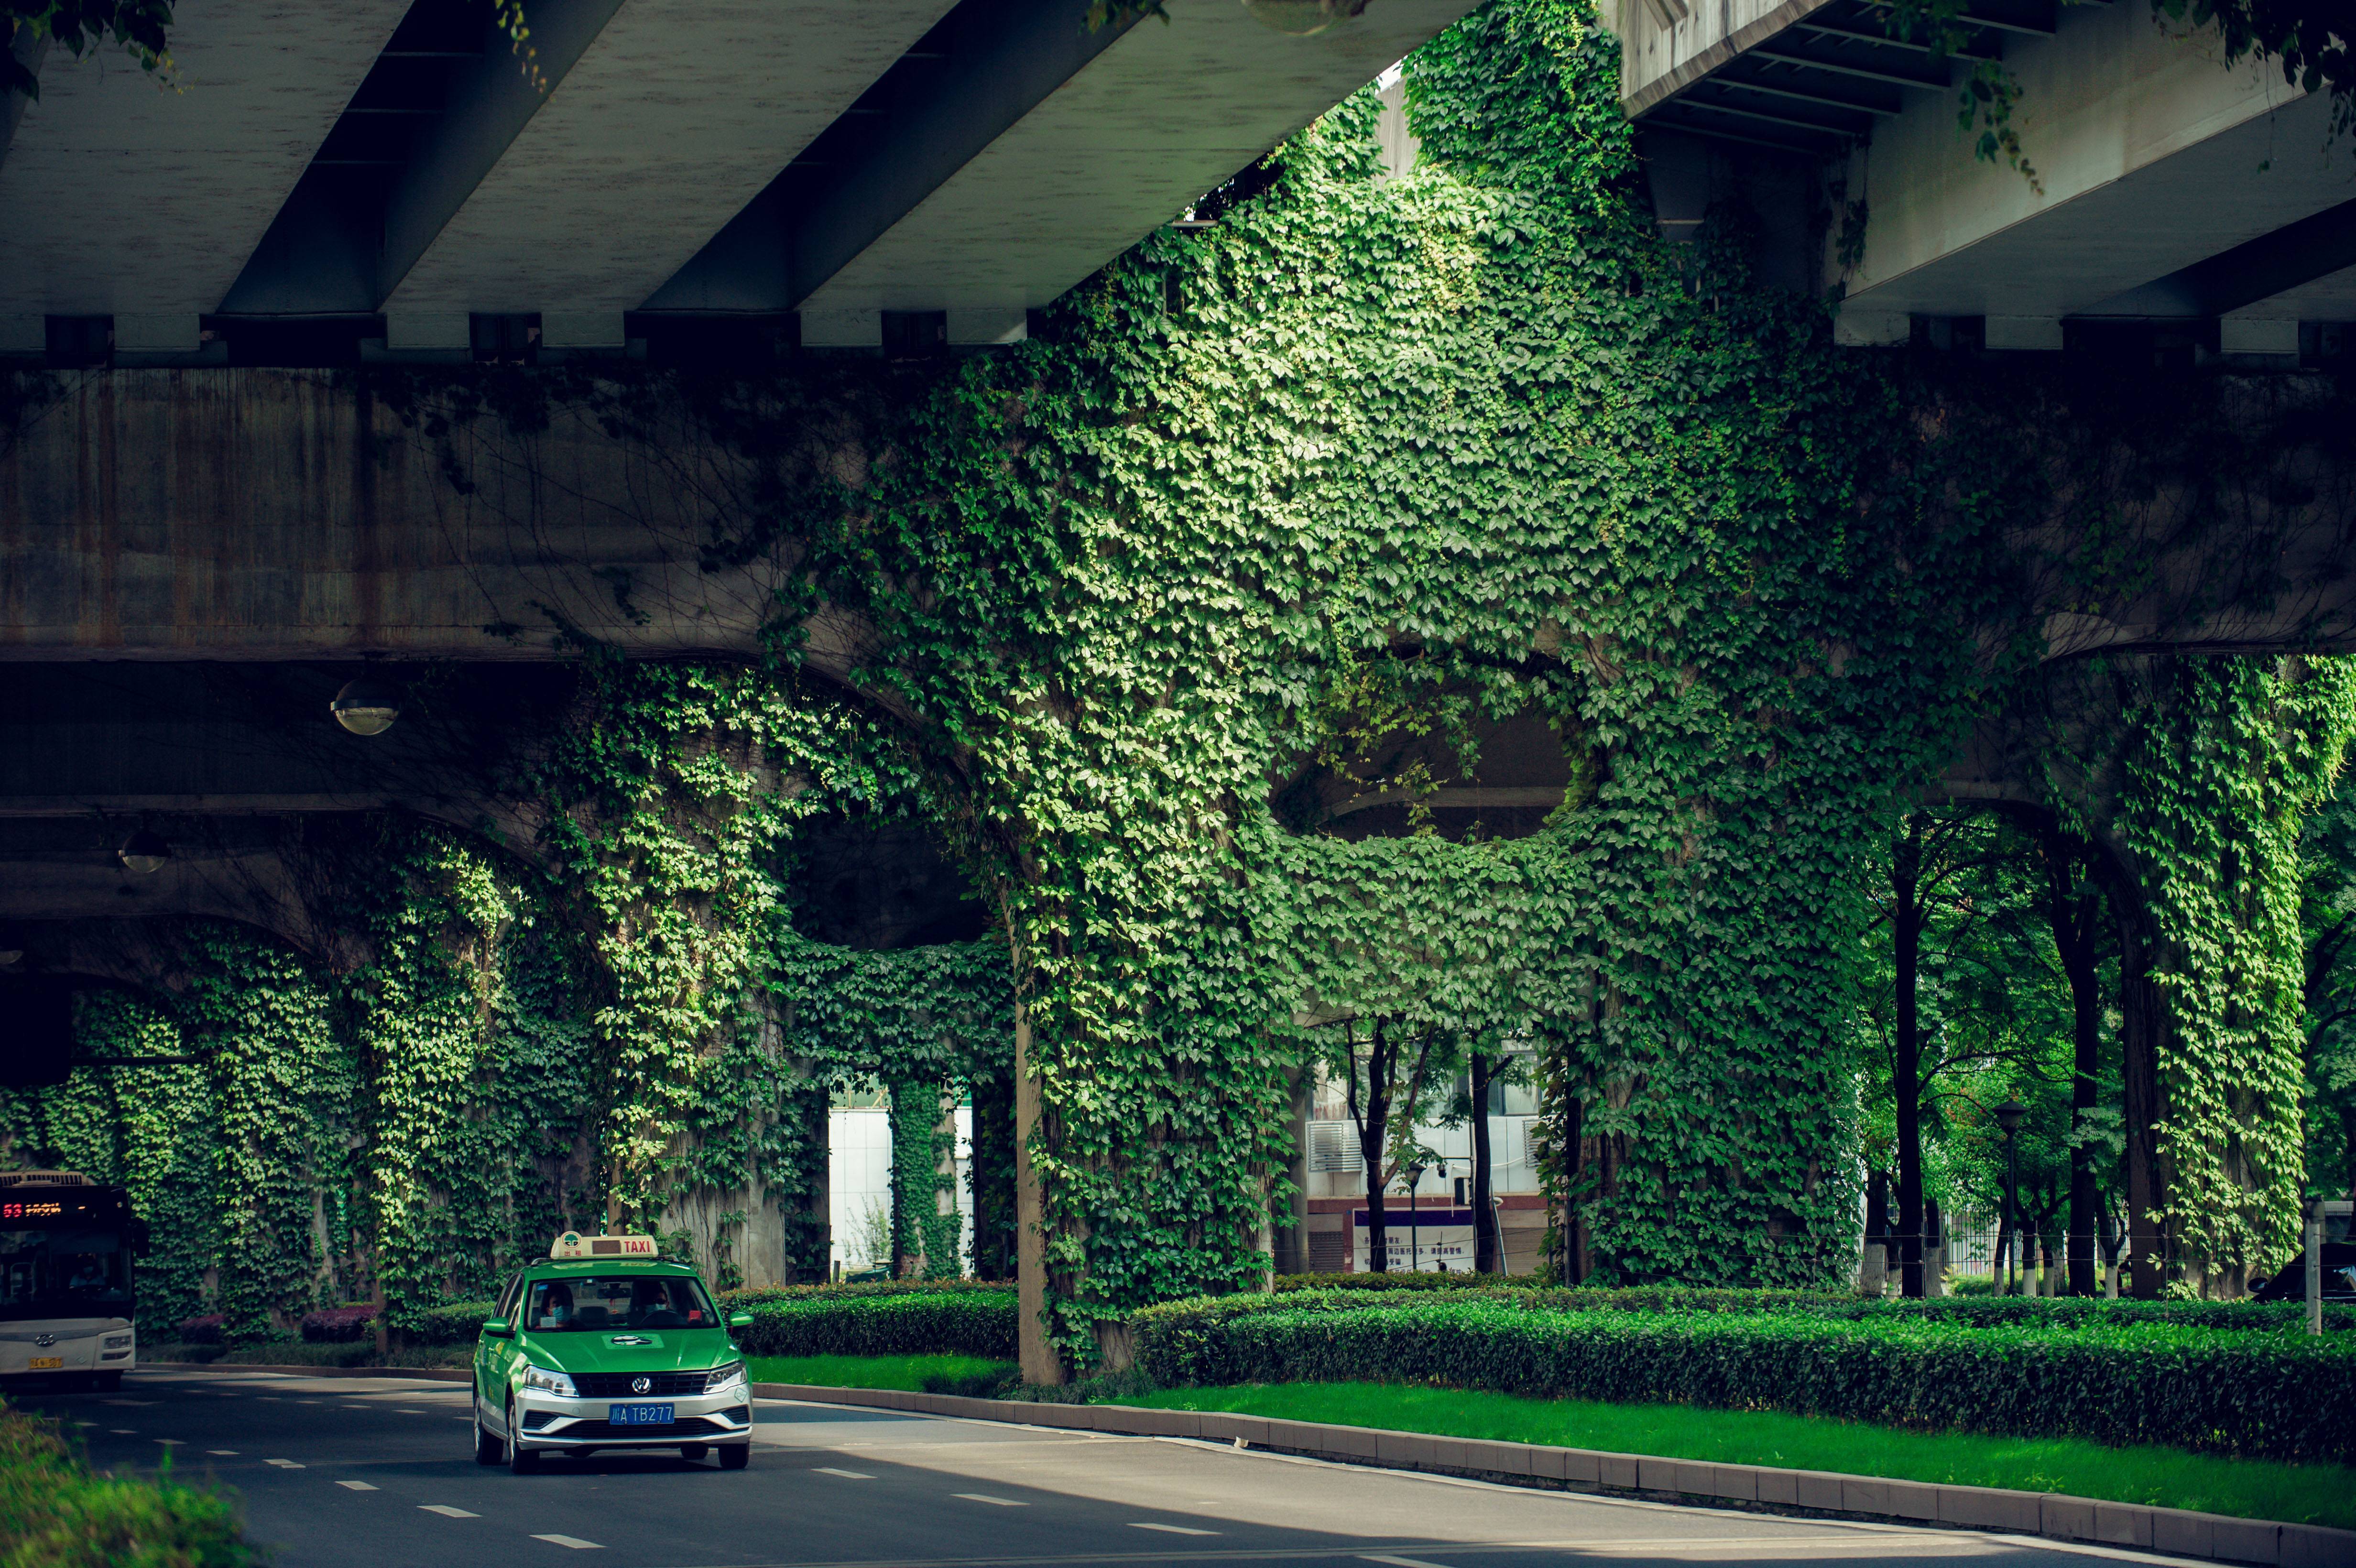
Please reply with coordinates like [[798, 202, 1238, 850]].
[[478, 1272, 524, 1427]]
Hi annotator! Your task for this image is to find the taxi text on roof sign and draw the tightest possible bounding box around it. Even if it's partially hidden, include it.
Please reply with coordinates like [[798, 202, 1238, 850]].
[[549, 1231, 661, 1261]]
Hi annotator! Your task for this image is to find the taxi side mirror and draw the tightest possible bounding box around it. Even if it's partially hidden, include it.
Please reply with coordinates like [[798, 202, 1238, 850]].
[[728, 1312, 753, 1328], [480, 1318, 514, 1339]]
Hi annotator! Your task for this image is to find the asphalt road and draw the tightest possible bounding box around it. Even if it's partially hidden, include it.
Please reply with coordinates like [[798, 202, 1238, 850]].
[[21, 1370, 2193, 1568]]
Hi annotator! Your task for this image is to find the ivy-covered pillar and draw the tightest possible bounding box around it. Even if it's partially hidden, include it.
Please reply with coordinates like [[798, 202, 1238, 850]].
[[2053, 653, 2356, 1296]]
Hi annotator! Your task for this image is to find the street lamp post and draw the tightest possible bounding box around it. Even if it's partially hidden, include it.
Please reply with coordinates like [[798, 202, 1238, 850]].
[[1404, 1159, 1427, 1273], [1995, 1099, 2028, 1296]]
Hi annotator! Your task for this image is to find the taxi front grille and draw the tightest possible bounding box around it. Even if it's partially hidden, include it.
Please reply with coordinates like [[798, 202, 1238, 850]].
[[550, 1416, 734, 1440], [570, 1371, 711, 1397]]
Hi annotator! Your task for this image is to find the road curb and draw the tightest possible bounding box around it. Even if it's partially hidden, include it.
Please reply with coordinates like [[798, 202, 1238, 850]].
[[749, 1381, 2355, 1568], [144, 1361, 469, 1383]]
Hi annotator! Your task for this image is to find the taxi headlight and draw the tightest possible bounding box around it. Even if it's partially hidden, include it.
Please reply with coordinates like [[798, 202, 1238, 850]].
[[521, 1364, 577, 1398], [703, 1359, 746, 1394]]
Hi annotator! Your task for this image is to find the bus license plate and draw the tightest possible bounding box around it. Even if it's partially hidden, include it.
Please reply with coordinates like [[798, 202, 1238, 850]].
[[26, 1358, 61, 1371], [610, 1403, 672, 1426]]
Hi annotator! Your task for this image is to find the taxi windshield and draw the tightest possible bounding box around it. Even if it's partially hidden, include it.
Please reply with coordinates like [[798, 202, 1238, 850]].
[[524, 1274, 715, 1332]]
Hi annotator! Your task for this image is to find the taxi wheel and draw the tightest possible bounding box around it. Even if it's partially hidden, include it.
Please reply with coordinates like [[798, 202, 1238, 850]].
[[678, 1443, 708, 1462], [473, 1395, 503, 1467], [719, 1444, 750, 1471], [505, 1401, 539, 1474]]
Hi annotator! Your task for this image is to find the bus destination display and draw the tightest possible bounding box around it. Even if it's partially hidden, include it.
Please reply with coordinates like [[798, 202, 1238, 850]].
[[1, 1201, 74, 1221]]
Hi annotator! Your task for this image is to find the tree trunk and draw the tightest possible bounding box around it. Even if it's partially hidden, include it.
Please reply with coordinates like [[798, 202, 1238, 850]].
[[1358, 1021, 1393, 1274], [1561, 1092, 1586, 1284], [2119, 928, 2169, 1298], [970, 1072, 1016, 1282], [1892, 822, 1926, 1298], [2044, 831, 2105, 1298], [1013, 1002, 1062, 1385], [1470, 1049, 1498, 1275], [1275, 1065, 1312, 1277], [1863, 1167, 1890, 1295]]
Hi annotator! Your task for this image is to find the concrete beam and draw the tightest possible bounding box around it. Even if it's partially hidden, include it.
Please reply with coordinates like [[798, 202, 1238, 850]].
[[0, 0, 408, 317], [645, 0, 1146, 313], [2080, 192, 2356, 319], [223, 0, 628, 315], [0, 370, 879, 671], [793, 0, 1477, 319], [1832, 7, 2356, 319], [390, 0, 957, 319], [0, 817, 326, 958], [1, 25, 47, 170]]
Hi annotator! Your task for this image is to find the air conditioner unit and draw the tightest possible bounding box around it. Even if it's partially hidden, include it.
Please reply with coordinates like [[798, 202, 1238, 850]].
[[1308, 1122, 1361, 1174]]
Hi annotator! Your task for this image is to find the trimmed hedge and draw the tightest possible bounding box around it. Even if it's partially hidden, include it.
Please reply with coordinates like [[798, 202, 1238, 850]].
[[408, 1302, 495, 1347], [1276, 1282, 2356, 1332], [0, 1404, 253, 1566], [1130, 1295, 2356, 1464], [727, 1287, 1017, 1359], [720, 1281, 1016, 1309], [299, 1306, 378, 1343]]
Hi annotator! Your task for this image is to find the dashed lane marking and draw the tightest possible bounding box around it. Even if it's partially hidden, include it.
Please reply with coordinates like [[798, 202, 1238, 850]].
[[814, 1468, 875, 1479], [336, 1481, 378, 1492], [532, 1535, 604, 1550], [109, 1428, 135, 1435], [103, 1399, 156, 1406], [207, 1450, 237, 1456], [1362, 1557, 1455, 1568], [420, 1504, 480, 1519], [1129, 1524, 1219, 1536], [265, 1459, 305, 1469], [953, 1494, 1028, 1507], [154, 1438, 183, 1446]]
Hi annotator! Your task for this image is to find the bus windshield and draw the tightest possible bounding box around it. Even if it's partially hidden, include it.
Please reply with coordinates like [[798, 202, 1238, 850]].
[[0, 1228, 133, 1321], [523, 1275, 715, 1332]]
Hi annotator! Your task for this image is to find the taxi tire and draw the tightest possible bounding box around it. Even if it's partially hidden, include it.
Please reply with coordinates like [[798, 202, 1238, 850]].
[[473, 1396, 503, 1467], [505, 1400, 539, 1474], [719, 1444, 749, 1471], [679, 1443, 708, 1461]]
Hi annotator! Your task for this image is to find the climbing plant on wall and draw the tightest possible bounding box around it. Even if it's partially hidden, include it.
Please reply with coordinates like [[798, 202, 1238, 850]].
[[2108, 654, 2356, 1288]]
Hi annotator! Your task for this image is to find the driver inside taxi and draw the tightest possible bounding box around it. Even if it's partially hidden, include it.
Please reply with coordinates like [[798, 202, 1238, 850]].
[[532, 1283, 572, 1330]]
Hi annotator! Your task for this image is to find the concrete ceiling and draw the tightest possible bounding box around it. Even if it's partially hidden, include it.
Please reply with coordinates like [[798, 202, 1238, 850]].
[[796, 0, 1479, 316], [385, 0, 958, 317], [0, 0, 408, 316]]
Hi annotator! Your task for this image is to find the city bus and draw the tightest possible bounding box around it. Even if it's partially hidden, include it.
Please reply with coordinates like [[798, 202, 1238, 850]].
[[0, 1171, 144, 1390]]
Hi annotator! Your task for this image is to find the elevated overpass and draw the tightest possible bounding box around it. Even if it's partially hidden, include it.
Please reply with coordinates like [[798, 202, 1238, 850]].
[[1615, 0, 2356, 359], [0, 0, 1470, 361]]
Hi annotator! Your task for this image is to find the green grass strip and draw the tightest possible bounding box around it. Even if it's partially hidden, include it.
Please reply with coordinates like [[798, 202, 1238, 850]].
[[748, 1353, 1015, 1394], [1126, 1381, 2356, 1531]]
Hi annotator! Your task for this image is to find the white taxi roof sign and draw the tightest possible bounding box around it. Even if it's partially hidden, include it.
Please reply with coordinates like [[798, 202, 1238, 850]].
[[549, 1231, 661, 1261]]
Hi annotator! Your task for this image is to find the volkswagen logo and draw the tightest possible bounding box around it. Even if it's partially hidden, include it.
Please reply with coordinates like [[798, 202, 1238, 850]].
[[631, 1376, 651, 1394], [32, 1335, 54, 1349]]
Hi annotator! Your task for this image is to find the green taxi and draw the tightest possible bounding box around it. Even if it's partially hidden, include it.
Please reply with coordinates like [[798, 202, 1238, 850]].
[[471, 1232, 754, 1473]]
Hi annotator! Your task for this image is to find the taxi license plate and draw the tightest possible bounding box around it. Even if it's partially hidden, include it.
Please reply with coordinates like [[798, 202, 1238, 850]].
[[26, 1358, 61, 1371], [609, 1403, 673, 1426]]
